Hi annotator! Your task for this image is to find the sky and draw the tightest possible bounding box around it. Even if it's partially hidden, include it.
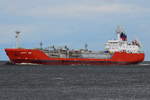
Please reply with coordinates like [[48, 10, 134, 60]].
[[0, 0, 150, 60]]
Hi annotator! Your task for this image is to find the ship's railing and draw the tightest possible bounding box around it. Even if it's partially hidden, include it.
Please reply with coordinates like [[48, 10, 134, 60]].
[[80, 53, 112, 59], [41, 48, 114, 59], [136, 51, 144, 53]]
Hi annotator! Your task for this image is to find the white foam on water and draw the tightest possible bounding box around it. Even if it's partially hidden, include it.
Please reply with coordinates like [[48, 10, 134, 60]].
[[16, 63, 41, 65]]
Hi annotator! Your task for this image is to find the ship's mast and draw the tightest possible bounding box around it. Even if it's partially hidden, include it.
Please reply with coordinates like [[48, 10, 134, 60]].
[[116, 26, 124, 41], [15, 31, 20, 48], [40, 41, 43, 49], [85, 43, 88, 51]]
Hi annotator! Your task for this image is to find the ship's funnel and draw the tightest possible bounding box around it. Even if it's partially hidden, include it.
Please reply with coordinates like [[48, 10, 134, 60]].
[[115, 26, 125, 40]]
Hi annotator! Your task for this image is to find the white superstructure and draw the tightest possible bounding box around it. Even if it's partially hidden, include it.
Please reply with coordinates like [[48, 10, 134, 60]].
[[105, 27, 142, 53]]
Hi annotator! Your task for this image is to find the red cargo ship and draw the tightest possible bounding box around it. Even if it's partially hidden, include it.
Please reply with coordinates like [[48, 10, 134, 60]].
[[5, 27, 145, 65]]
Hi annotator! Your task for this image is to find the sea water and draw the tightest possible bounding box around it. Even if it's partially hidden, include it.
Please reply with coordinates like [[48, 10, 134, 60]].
[[0, 61, 150, 100]]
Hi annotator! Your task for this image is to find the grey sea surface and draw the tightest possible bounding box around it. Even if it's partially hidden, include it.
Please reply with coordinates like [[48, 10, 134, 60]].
[[0, 61, 150, 100]]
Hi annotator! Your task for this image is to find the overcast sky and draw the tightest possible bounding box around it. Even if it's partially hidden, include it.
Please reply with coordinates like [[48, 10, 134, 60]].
[[0, 0, 150, 60]]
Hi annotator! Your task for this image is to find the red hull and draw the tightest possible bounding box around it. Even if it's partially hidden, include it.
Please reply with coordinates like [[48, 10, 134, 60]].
[[5, 48, 145, 65]]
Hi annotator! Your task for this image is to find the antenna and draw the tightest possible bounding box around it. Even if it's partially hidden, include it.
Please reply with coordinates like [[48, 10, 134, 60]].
[[15, 31, 20, 48], [40, 41, 43, 49], [116, 26, 124, 34], [85, 43, 88, 50]]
